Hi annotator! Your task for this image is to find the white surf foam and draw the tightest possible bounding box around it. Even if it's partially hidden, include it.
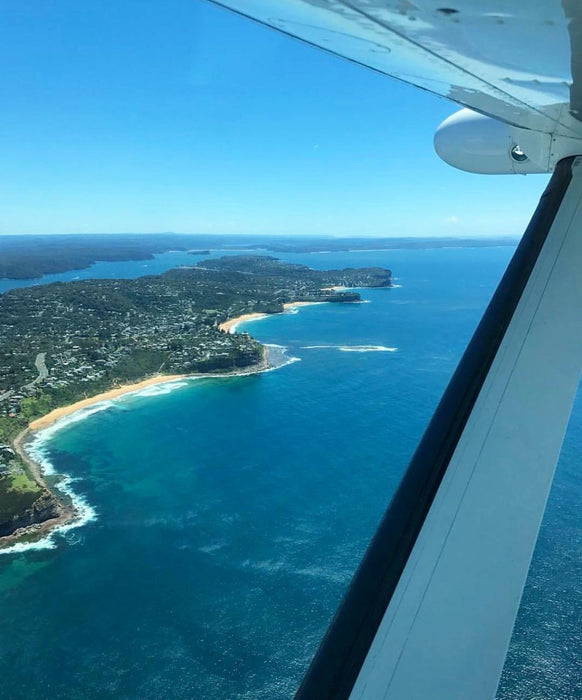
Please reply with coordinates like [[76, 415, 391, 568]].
[[1, 536, 58, 554], [339, 345, 397, 352], [1, 398, 117, 554], [301, 344, 397, 353], [0, 471, 97, 556], [130, 381, 189, 398], [262, 356, 301, 372], [199, 540, 227, 555], [2, 351, 297, 555], [229, 315, 269, 334], [263, 344, 301, 371], [23, 380, 189, 473], [26, 403, 116, 475], [230, 301, 327, 332]]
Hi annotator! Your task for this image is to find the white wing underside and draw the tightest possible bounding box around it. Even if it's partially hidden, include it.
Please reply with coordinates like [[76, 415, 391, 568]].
[[209, 0, 582, 138]]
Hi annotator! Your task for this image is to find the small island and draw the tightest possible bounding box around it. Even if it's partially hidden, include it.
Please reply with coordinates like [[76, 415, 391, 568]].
[[0, 255, 392, 547]]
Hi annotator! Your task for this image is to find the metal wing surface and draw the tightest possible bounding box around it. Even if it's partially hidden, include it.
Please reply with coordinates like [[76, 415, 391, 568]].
[[208, 0, 582, 137]]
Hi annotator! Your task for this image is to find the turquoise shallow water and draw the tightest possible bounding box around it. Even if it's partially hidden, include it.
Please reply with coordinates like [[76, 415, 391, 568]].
[[0, 248, 580, 698]]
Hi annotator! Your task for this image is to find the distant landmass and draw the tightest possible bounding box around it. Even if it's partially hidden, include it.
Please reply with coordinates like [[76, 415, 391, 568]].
[[0, 233, 517, 280], [235, 235, 519, 254], [0, 255, 392, 545]]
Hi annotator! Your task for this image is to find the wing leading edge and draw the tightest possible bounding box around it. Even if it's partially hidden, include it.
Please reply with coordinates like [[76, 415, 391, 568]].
[[208, 0, 582, 138]]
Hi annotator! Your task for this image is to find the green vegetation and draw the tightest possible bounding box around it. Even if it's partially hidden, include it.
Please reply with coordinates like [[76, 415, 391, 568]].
[[0, 443, 45, 536], [238, 236, 518, 254], [0, 254, 392, 539], [200, 254, 393, 287], [0, 476, 43, 525], [6, 473, 39, 494], [0, 416, 25, 443], [0, 254, 391, 428], [0, 234, 181, 279], [0, 233, 514, 280]]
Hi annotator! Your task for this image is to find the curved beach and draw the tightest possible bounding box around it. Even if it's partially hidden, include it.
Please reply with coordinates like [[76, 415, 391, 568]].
[[28, 374, 187, 433], [219, 312, 268, 334], [3, 302, 322, 550], [219, 301, 322, 334], [1, 304, 312, 550], [3, 347, 273, 550]]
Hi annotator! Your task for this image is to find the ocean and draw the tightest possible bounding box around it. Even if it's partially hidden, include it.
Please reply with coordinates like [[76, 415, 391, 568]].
[[0, 247, 580, 699]]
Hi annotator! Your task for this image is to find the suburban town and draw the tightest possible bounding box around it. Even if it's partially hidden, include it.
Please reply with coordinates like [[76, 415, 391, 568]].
[[0, 255, 392, 540]]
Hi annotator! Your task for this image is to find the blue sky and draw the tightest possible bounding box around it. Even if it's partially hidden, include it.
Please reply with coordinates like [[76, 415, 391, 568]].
[[0, 0, 548, 237]]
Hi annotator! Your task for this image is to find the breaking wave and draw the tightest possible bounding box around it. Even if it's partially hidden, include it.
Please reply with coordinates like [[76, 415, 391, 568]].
[[0, 466, 97, 556], [301, 344, 397, 353], [130, 381, 189, 398], [2, 351, 299, 555], [339, 345, 397, 352], [264, 344, 301, 370], [28, 403, 116, 467]]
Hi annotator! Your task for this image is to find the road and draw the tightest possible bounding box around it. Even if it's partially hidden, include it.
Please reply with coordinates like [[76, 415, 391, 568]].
[[22, 353, 48, 391]]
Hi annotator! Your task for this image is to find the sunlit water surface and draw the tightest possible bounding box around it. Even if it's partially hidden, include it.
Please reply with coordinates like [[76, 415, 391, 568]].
[[0, 248, 580, 699]]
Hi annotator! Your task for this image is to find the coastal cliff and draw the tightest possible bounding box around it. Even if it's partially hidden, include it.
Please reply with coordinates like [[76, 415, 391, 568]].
[[0, 487, 62, 539], [0, 348, 272, 545], [0, 255, 392, 548]]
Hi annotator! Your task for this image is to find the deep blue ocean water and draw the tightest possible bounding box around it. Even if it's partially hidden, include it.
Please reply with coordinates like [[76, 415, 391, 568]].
[[0, 248, 580, 699]]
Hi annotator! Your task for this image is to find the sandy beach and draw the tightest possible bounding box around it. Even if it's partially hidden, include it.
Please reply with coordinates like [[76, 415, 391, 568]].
[[219, 301, 322, 334], [3, 355, 273, 549], [219, 312, 268, 334], [28, 374, 187, 432], [28, 344, 274, 435], [283, 301, 323, 309], [1, 301, 321, 549], [5, 374, 187, 547]]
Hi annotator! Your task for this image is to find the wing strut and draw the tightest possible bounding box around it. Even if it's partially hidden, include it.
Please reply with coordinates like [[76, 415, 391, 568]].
[[297, 156, 582, 699]]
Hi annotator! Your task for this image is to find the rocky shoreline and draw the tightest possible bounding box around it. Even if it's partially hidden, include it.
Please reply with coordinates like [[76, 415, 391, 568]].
[[0, 257, 392, 552], [1, 347, 272, 551]]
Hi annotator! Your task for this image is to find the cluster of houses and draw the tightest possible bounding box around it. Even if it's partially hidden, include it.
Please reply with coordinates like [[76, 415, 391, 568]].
[[0, 443, 15, 475], [0, 289, 261, 425]]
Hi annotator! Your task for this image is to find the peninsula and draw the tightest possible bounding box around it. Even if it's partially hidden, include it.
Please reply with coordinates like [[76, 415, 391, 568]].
[[0, 255, 392, 546]]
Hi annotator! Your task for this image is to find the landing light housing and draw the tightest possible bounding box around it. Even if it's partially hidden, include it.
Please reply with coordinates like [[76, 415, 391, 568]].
[[433, 109, 548, 174]]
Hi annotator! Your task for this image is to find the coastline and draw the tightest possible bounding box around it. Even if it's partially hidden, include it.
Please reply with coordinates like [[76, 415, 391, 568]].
[[2, 350, 272, 552], [28, 374, 187, 433], [219, 312, 267, 334], [3, 377, 187, 551], [219, 301, 322, 334], [3, 302, 325, 551]]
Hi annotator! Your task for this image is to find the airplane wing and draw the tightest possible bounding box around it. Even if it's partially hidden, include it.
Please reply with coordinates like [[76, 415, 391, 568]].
[[206, 3, 582, 698], [208, 1, 582, 136]]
